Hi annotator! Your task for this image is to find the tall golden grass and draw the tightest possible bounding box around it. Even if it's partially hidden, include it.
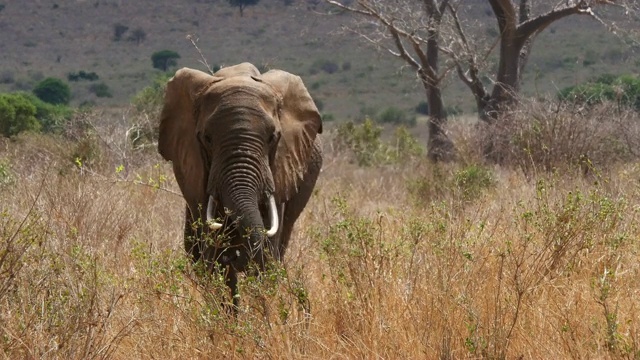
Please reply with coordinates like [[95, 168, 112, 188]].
[[1, 105, 640, 359]]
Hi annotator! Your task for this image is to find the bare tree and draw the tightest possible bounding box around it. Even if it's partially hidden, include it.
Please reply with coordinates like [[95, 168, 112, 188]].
[[448, 0, 640, 122], [326, 0, 456, 162]]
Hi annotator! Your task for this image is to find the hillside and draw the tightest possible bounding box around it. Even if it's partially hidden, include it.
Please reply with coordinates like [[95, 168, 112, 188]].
[[0, 0, 637, 121]]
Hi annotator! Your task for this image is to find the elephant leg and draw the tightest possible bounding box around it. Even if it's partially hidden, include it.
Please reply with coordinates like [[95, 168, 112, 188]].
[[183, 206, 203, 262], [278, 141, 323, 259]]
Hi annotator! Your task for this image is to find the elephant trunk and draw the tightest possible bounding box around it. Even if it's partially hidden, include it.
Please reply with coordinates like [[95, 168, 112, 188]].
[[214, 156, 277, 270]]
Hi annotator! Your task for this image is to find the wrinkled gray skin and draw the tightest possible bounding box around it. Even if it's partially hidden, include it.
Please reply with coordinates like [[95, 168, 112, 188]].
[[158, 63, 322, 310]]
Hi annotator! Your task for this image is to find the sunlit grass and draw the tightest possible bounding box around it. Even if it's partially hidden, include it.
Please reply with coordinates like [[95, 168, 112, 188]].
[[1, 115, 640, 359]]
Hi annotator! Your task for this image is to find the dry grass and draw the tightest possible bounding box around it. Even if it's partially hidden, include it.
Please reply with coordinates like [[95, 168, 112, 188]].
[[1, 110, 640, 359]]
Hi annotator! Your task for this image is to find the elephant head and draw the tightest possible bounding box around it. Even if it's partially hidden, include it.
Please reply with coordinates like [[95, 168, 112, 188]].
[[158, 63, 322, 272]]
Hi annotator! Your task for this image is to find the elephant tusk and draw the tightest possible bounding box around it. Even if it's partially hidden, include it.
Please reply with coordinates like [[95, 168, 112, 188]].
[[265, 195, 279, 237], [206, 196, 223, 230]]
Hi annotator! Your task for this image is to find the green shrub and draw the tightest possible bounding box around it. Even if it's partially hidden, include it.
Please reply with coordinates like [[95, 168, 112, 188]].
[[128, 27, 146, 44], [393, 126, 424, 161], [151, 50, 180, 71], [129, 74, 171, 147], [132, 73, 170, 115], [228, 0, 260, 16], [25, 94, 72, 133], [0, 92, 71, 135], [336, 118, 386, 167], [89, 82, 113, 98], [377, 106, 416, 127], [0, 93, 40, 137], [33, 77, 71, 105], [453, 164, 494, 201], [559, 74, 640, 111], [408, 163, 494, 205], [113, 23, 128, 41], [0, 158, 13, 187], [336, 118, 424, 167], [67, 71, 99, 82]]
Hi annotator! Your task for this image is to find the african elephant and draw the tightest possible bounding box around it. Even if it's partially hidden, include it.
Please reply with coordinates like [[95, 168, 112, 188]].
[[158, 63, 322, 308]]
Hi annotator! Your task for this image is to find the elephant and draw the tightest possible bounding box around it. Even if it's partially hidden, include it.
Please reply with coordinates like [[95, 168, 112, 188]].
[[158, 62, 322, 309]]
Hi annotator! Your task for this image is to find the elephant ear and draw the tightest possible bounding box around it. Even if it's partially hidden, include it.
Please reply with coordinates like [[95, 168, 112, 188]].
[[260, 69, 322, 201], [158, 67, 219, 215]]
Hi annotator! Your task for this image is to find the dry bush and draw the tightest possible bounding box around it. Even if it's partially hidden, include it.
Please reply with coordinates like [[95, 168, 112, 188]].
[[1, 107, 640, 358], [476, 100, 640, 175]]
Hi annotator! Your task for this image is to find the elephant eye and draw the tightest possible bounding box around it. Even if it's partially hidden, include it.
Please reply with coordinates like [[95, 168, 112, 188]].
[[268, 132, 280, 145], [204, 134, 213, 145]]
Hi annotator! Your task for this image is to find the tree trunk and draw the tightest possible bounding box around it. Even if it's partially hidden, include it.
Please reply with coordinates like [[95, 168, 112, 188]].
[[423, 77, 454, 162], [423, 5, 455, 162]]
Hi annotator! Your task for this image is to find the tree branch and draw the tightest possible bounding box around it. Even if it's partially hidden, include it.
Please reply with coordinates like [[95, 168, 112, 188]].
[[446, 2, 489, 102], [516, 2, 590, 42], [326, 0, 373, 16], [388, 25, 421, 69]]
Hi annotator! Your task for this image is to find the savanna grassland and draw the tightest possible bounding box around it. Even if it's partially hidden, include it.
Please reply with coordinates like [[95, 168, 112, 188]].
[[2, 102, 640, 359], [2, 1, 640, 359]]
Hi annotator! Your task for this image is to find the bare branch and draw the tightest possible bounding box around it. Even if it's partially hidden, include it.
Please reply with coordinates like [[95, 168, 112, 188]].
[[186, 34, 213, 74], [326, 0, 373, 16], [388, 26, 420, 69]]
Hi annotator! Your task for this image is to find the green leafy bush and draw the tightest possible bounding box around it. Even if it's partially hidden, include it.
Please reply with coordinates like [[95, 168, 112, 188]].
[[151, 50, 180, 71], [33, 77, 71, 105], [559, 74, 640, 111], [132, 73, 170, 115], [68, 71, 99, 82], [336, 118, 386, 167], [377, 106, 416, 127], [408, 163, 495, 205], [89, 82, 113, 98], [0, 92, 72, 135], [112, 23, 128, 41], [228, 0, 260, 16], [0, 158, 13, 187], [128, 27, 146, 44], [335, 118, 424, 167], [28, 94, 73, 133], [0, 93, 40, 137], [129, 74, 171, 147]]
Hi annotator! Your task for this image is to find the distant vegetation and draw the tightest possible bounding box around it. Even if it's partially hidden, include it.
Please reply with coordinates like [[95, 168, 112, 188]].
[[89, 82, 113, 98], [0, 93, 40, 137], [151, 50, 180, 72], [112, 23, 129, 41], [559, 74, 640, 111], [68, 71, 99, 82], [228, 0, 260, 17], [0, 92, 72, 137], [33, 77, 70, 105]]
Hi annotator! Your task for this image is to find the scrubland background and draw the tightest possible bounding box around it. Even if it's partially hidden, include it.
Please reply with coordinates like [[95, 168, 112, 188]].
[[2, 102, 640, 359], [2, 0, 640, 359]]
